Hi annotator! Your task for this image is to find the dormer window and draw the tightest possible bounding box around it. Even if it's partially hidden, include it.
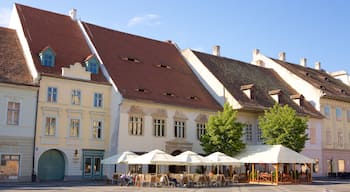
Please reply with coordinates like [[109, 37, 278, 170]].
[[122, 57, 141, 63], [39, 47, 55, 67], [269, 89, 281, 103], [188, 96, 199, 100], [156, 64, 172, 69], [290, 94, 304, 106], [163, 92, 175, 97], [240, 84, 254, 99], [85, 55, 100, 74]]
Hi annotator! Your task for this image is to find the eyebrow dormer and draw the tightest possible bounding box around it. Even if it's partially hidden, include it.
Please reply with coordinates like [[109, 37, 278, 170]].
[[290, 94, 304, 106], [39, 46, 55, 67], [269, 89, 282, 103], [240, 84, 254, 99]]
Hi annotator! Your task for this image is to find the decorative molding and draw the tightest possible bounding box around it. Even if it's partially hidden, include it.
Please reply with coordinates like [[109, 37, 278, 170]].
[[128, 106, 145, 116], [151, 109, 167, 118], [173, 111, 188, 121]]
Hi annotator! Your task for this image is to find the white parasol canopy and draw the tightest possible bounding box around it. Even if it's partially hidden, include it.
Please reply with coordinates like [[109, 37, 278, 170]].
[[235, 145, 315, 164], [101, 151, 139, 164], [127, 149, 176, 165], [173, 151, 213, 165], [205, 151, 241, 165]]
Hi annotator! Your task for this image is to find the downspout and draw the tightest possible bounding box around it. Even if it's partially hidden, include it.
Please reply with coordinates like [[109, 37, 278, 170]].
[[31, 76, 41, 182]]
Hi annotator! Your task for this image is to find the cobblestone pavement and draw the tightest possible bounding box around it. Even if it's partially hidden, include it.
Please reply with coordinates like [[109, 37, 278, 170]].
[[1, 180, 350, 192]]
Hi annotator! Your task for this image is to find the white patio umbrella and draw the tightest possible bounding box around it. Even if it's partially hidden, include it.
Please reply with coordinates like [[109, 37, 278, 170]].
[[205, 152, 241, 165], [205, 151, 241, 174], [101, 151, 139, 174], [127, 149, 176, 173], [173, 151, 213, 173], [101, 151, 139, 164]]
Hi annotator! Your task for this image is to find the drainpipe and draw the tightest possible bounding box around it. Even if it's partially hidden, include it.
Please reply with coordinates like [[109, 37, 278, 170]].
[[31, 76, 41, 182]]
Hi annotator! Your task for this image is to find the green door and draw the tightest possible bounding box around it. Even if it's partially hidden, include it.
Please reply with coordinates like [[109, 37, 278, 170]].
[[38, 149, 65, 181]]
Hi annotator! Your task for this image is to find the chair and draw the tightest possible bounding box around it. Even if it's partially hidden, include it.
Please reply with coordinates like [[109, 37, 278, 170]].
[[111, 173, 121, 185]]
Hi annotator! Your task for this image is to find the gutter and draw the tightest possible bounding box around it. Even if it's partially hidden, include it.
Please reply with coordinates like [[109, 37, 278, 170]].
[[31, 76, 41, 182]]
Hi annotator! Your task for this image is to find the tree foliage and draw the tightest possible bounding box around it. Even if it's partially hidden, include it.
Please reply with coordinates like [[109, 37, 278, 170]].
[[258, 103, 309, 152], [200, 103, 245, 156]]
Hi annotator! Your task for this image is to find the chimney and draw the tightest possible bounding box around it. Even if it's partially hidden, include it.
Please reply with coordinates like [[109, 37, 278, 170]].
[[69, 8, 77, 21], [315, 61, 321, 70], [253, 49, 260, 57], [279, 52, 286, 61], [300, 58, 307, 67], [213, 45, 220, 56]]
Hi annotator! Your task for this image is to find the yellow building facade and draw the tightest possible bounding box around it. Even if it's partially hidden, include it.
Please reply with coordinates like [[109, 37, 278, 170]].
[[34, 66, 111, 180]]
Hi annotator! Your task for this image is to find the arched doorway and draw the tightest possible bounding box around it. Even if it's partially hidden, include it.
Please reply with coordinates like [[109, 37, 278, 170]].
[[38, 149, 65, 181], [169, 150, 185, 173]]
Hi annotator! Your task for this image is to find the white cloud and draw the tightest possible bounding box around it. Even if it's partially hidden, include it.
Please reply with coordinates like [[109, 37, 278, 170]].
[[0, 8, 12, 27], [127, 14, 161, 27]]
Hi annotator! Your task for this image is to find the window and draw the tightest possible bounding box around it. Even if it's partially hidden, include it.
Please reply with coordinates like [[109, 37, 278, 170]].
[[338, 160, 345, 172], [336, 107, 342, 121], [85, 56, 100, 74], [245, 124, 253, 143], [92, 120, 103, 139], [174, 121, 185, 138], [324, 105, 330, 118], [7, 102, 20, 125], [70, 119, 80, 137], [0, 154, 20, 179], [257, 126, 262, 143], [197, 123, 206, 140], [129, 116, 143, 135], [45, 117, 56, 136], [347, 110, 350, 122], [153, 119, 165, 137], [39, 47, 55, 67], [94, 93, 103, 107], [47, 87, 57, 103], [71, 89, 81, 105]]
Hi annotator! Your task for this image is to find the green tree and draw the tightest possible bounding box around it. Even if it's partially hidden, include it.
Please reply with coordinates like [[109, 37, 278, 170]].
[[200, 103, 245, 156], [258, 103, 309, 152]]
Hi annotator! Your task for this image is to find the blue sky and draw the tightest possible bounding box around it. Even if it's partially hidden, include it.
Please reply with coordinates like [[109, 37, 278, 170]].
[[1, 0, 349, 73]]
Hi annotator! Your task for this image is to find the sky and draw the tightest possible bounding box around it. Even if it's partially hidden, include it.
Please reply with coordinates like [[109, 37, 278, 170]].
[[0, 0, 349, 73]]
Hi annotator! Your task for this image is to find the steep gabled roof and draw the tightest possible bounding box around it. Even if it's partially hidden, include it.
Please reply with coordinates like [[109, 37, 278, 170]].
[[0, 27, 33, 85], [82, 22, 222, 111], [272, 58, 350, 102], [15, 4, 107, 83], [192, 50, 323, 118]]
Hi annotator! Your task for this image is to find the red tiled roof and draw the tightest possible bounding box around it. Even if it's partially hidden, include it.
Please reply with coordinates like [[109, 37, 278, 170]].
[[192, 50, 323, 118], [272, 58, 350, 103], [82, 22, 222, 111], [15, 4, 107, 83], [0, 27, 33, 85]]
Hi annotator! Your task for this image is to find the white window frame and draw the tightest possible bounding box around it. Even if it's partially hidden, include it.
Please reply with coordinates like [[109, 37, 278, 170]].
[[7, 101, 20, 125], [47, 87, 58, 103], [93, 93, 103, 108], [174, 120, 185, 138], [196, 123, 206, 140], [153, 118, 166, 137], [71, 89, 81, 105], [92, 120, 103, 139], [69, 118, 80, 137], [44, 116, 56, 136], [129, 115, 143, 136]]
